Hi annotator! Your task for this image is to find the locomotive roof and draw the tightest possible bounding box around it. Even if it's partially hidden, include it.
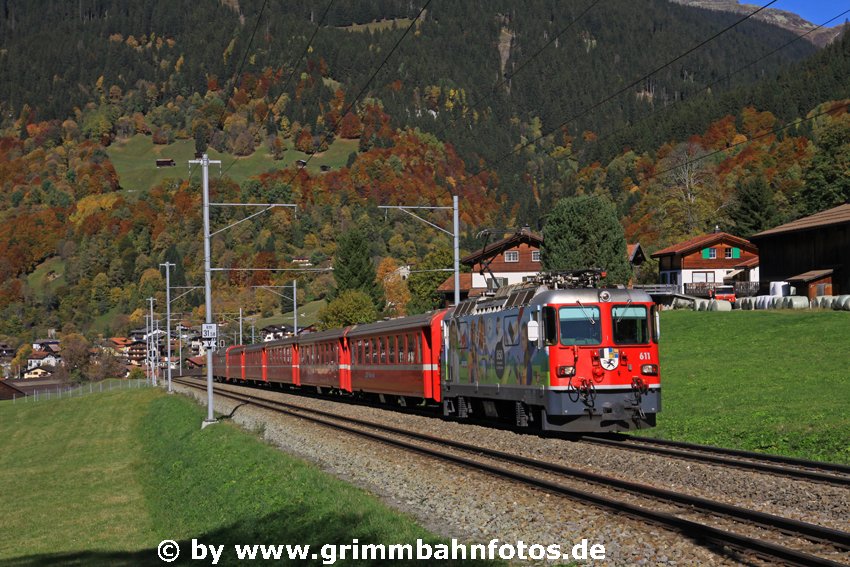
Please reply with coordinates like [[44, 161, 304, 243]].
[[450, 273, 653, 318]]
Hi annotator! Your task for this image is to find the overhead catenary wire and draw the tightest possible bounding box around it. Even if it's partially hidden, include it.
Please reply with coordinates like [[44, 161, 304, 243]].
[[485, 0, 779, 167], [582, 8, 850, 159], [231, 0, 269, 93]]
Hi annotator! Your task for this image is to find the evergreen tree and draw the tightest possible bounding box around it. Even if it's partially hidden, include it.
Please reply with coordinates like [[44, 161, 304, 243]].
[[801, 113, 850, 214], [540, 195, 631, 285], [730, 175, 779, 237], [332, 228, 383, 309]]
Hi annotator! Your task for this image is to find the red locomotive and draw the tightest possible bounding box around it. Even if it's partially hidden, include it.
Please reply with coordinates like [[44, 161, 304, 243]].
[[212, 270, 661, 432]]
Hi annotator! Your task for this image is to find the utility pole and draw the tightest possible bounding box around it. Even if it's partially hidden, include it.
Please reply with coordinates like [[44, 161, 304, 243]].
[[160, 262, 175, 393], [147, 297, 156, 386], [144, 313, 150, 382], [191, 152, 297, 428], [379, 196, 461, 305], [177, 324, 183, 376], [154, 316, 161, 386], [189, 153, 221, 428]]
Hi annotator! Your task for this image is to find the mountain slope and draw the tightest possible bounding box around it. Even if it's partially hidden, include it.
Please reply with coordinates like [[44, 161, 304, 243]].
[[670, 0, 848, 46]]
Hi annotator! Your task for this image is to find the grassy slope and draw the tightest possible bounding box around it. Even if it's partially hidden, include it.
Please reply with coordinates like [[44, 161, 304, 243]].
[[26, 256, 66, 296], [641, 310, 850, 464], [0, 389, 494, 566], [107, 134, 358, 192], [253, 298, 326, 330]]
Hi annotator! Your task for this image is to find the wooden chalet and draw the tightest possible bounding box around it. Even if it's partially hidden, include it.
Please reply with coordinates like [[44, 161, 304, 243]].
[[126, 340, 148, 366], [438, 226, 543, 303], [650, 231, 760, 297], [750, 203, 850, 298], [438, 227, 648, 304]]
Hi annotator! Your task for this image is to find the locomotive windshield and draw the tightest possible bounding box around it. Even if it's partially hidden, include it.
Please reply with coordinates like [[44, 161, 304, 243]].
[[612, 305, 650, 344], [558, 306, 601, 346]]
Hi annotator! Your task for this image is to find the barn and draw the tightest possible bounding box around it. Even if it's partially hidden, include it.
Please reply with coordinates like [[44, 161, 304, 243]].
[[750, 203, 850, 297]]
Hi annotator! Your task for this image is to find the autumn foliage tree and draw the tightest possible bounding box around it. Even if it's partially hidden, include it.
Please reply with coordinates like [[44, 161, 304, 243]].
[[317, 290, 378, 330]]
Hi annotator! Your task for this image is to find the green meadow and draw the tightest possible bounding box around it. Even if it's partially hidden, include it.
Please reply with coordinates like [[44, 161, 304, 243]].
[[641, 309, 850, 464], [0, 389, 496, 566], [107, 134, 359, 192]]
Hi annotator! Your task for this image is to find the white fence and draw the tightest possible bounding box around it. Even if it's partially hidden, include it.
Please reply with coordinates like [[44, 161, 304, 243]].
[[6, 378, 153, 404]]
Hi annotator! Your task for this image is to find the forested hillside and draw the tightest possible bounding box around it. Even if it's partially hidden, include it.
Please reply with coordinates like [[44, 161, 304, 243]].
[[0, 0, 849, 340]]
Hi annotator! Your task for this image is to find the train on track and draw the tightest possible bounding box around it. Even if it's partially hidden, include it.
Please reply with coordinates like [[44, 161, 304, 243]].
[[212, 270, 661, 432]]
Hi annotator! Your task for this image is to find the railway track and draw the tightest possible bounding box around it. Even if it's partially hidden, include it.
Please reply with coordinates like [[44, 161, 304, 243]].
[[174, 377, 850, 566], [182, 371, 850, 489], [579, 433, 850, 487]]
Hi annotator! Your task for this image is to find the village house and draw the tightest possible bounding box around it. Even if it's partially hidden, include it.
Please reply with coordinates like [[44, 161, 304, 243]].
[[26, 350, 60, 370], [126, 341, 148, 366], [437, 227, 646, 304], [23, 366, 55, 380], [650, 231, 760, 297]]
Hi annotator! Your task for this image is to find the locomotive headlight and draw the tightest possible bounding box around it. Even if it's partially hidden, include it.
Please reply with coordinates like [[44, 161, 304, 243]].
[[557, 365, 576, 378], [641, 364, 658, 376]]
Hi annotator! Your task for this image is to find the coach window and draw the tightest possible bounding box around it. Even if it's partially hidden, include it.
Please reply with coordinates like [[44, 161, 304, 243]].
[[406, 334, 414, 363], [415, 334, 422, 364], [369, 338, 376, 364], [388, 337, 395, 364], [378, 337, 385, 364]]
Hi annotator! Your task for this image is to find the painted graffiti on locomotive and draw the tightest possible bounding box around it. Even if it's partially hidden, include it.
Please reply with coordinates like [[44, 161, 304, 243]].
[[450, 306, 548, 387]]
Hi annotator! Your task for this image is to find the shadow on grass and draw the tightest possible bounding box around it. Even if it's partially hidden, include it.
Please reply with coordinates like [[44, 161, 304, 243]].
[[4, 509, 503, 566]]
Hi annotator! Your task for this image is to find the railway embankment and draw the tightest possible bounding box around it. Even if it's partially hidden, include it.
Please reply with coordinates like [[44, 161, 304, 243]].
[[0, 389, 476, 566]]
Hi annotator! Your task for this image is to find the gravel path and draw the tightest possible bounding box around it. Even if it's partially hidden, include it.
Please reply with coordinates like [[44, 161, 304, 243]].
[[175, 381, 848, 565]]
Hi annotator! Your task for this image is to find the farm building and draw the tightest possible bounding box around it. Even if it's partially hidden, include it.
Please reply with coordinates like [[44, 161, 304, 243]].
[[750, 203, 850, 298]]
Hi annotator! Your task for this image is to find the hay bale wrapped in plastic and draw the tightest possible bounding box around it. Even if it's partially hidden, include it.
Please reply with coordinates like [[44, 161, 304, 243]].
[[709, 299, 732, 312]]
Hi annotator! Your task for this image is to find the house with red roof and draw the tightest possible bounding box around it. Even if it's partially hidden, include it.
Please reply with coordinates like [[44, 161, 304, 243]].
[[438, 227, 646, 303], [650, 231, 759, 296]]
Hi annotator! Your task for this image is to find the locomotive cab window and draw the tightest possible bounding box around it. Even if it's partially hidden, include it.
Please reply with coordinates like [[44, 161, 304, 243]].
[[558, 306, 601, 346], [612, 305, 649, 345]]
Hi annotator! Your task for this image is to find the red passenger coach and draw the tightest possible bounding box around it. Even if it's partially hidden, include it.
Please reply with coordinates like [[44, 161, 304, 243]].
[[243, 343, 266, 382], [225, 345, 242, 381], [298, 329, 347, 391], [266, 340, 298, 385], [347, 311, 447, 402]]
